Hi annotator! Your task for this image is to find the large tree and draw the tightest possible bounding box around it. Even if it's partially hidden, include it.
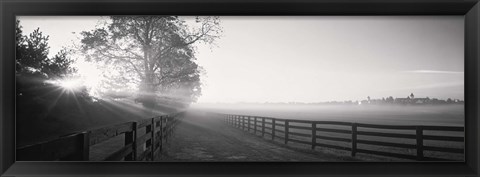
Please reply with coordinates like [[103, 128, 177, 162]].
[[80, 16, 221, 108]]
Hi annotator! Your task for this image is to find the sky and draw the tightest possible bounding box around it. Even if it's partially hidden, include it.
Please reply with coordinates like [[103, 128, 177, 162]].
[[17, 16, 464, 103]]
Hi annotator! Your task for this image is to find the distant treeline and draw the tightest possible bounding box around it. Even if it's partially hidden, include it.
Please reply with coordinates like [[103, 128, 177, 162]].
[[227, 93, 464, 106]]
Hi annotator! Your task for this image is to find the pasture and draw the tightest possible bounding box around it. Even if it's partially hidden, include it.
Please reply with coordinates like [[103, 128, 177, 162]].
[[194, 104, 464, 161], [192, 104, 464, 126]]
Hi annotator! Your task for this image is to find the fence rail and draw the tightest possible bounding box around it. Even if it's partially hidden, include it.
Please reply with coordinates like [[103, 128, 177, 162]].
[[17, 112, 184, 161], [221, 114, 464, 161]]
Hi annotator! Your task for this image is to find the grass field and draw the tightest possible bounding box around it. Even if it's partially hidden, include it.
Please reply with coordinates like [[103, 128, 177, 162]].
[[192, 103, 464, 126], [193, 103, 464, 161]]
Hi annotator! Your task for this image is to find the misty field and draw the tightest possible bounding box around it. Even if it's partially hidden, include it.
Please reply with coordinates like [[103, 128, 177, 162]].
[[193, 104, 464, 161], [194, 104, 464, 126]]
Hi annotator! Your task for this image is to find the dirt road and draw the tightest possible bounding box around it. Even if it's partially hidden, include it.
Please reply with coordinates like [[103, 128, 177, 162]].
[[159, 111, 357, 161]]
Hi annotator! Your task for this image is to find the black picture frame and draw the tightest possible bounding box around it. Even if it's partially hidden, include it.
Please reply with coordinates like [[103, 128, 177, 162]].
[[1, 0, 479, 176]]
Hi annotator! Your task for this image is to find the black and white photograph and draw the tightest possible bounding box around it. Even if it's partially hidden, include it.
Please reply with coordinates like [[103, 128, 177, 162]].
[[15, 16, 464, 162]]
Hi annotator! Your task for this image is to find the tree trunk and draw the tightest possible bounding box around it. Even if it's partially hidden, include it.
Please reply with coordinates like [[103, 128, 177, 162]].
[[139, 79, 156, 110], [139, 46, 157, 110]]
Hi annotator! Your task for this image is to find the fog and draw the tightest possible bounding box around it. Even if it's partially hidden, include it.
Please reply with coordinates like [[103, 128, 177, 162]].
[[191, 103, 464, 126]]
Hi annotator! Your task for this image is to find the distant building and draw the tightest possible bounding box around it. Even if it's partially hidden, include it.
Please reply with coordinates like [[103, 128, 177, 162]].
[[394, 97, 411, 104], [395, 97, 431, 104], [412, 98, 430, 104]]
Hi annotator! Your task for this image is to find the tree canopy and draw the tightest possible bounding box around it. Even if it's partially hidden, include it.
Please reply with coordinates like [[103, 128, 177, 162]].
[[16, 20, 76, 80], [16, 20, 93, 128], [80, 16, 222, 108]]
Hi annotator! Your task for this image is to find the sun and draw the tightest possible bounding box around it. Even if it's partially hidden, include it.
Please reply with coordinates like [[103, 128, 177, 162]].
[[71, 59, 104, 97], [58, 79, 82, 90], [47, 78, 83, 91]]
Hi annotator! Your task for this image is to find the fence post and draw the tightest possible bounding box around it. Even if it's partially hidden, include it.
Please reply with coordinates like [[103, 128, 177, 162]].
[[171, 116, 174, 133], [416, 126, 424, 161], [171, 116, 175, 134], [165, 116, 169, 142], [145, 122, 153, 161], [79, 131, 90, 161], [272, 119, 276, 141], [248, 116, 251, 132], [160, 117, 164, 151], [351, 123, 357, 157], [262, 117, 265, 137], [284, 120, 289, 144], [254, 117, 257, 134], [125, 122, 137, 161], [243, 116, 246, 131], [234, 116, 237, 127], [151, 118, 155, 161], [311, 122, 316, 150]]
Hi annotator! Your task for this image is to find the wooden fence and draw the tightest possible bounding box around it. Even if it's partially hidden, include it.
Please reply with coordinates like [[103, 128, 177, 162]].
[[222, 114, 464, 161], [16, 112, 184, 161]]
